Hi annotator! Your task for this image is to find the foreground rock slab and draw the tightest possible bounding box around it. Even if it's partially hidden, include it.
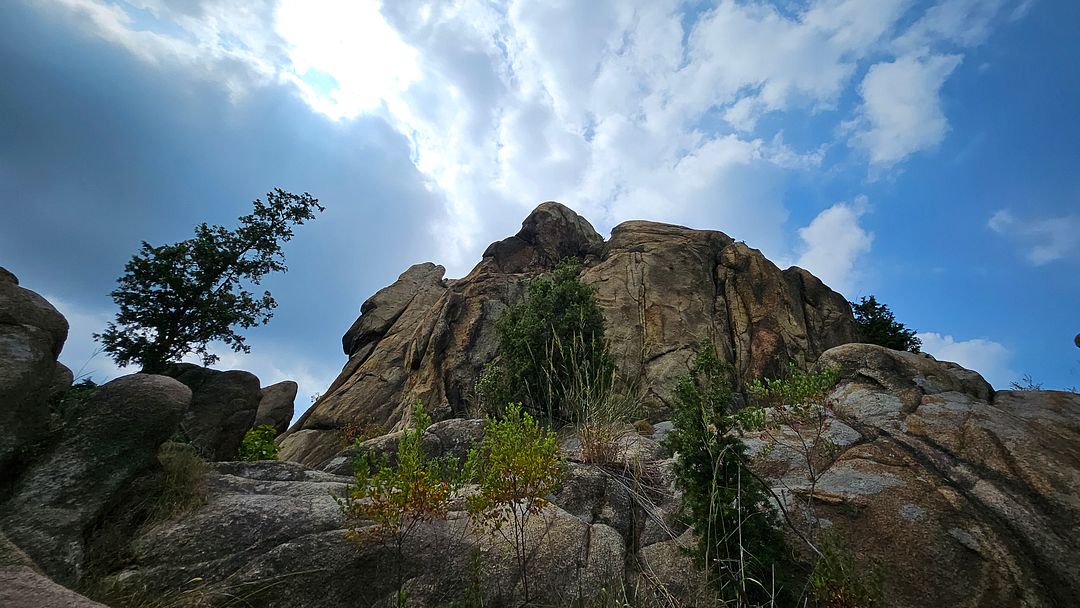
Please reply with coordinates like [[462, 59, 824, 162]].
[[106, 460, 626, 607]]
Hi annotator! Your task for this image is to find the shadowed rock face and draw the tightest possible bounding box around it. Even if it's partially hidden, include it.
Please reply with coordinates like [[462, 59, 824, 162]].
[[280, 202, 857, 467], [0, 267, 69, 477], [0, 374, 191, 586], [103, 460, 625, 608]]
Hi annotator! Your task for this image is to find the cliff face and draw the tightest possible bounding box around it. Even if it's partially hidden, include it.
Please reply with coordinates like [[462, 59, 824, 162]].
[[279, 202, 857, 466]]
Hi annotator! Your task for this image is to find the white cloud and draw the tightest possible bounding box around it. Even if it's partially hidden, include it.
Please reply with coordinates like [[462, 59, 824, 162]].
[[34, 0, 1009, 272], [275, 0, 420, 120], [848, 53, 962, 167], [918, 332, 1015, 389], [794, 196, 873, 295], [41, 0, 285, 96], [893, 0, 1005, 53], [987, 209, 1080, 265], [1009, 0, 1037, 21]]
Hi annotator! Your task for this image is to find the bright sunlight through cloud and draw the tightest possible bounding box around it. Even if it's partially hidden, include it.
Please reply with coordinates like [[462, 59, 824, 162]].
[[275, 0, 419, 120]]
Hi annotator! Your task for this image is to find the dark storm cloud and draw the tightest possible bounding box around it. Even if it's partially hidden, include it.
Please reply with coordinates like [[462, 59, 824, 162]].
[[0, 2, 449, 386]]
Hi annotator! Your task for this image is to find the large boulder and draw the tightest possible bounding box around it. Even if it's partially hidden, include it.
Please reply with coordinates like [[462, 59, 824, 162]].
[[281, 203, 856, 468], [255, 380, 298, 435], [748, 343, 1080, 608], [164, 363, 262, 461], [0, 266, 69, 477], [0, 374, 191, 585]]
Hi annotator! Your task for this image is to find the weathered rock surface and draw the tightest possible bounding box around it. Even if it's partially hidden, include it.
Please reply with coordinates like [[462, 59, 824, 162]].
[[164, 363, 262, 461], [0, 374, 191, 586], [106, 459, 626, 607], [747, 343, 1080, 608], [0, 266, 69, 476], [0, 567, 108, 608], [255, 380, 297, 435], [281, 202, 856, 468]]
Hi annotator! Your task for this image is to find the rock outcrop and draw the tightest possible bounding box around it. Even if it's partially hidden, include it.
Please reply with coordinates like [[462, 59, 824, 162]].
[[746, 343, 1080, 608], [164, 363, 263, 461], [0, 266, 69, 477], [57, 343, 1079, 608], [255, 380, 298, 435], [0, 374, 191, 585], [281, 202, 856, 467]]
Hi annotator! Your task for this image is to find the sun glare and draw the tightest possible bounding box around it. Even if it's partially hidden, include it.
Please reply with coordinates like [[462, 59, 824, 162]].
[[275, 0, 420, 120]]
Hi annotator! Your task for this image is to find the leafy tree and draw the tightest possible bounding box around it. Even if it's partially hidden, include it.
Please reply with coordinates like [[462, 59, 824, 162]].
[[665, 341, 792, 605], [237, 425, 279, 461], [95, 189, 323, 373], [849, 295, 921, 353], [466, 403, 564, 604], [339, 403, 458, 607], [484, 258, 613, 423]]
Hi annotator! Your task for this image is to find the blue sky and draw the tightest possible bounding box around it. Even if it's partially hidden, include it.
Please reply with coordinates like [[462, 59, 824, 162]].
[[1, 0, 1077, 417]]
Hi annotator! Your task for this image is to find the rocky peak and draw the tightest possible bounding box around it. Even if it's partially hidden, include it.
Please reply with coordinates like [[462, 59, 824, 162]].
[[279, 202, 859, 467], [477, 201, 604, 274]]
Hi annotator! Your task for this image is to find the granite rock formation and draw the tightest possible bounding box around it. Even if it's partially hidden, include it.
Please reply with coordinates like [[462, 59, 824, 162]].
[[280, 202, 857, 467]]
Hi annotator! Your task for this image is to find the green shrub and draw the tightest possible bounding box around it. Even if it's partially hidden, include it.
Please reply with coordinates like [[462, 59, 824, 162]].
[[466, 403, 565, 604], [746, 364, 840, 411], [339, 403, 459, 608], [49, 377, 99, 429], [485, 258, 614, 423], [748, 365, 841, 537], [810, 538, 882, 608], [237, 425, 279, 461], [664, 341, 792, 604]]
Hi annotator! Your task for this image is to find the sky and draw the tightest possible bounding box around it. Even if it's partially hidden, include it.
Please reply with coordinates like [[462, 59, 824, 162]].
[[1, 0, 1078, 420]]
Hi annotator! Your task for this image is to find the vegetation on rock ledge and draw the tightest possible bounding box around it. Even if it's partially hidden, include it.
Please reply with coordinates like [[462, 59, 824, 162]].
[[479, 258, 614, 424]]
